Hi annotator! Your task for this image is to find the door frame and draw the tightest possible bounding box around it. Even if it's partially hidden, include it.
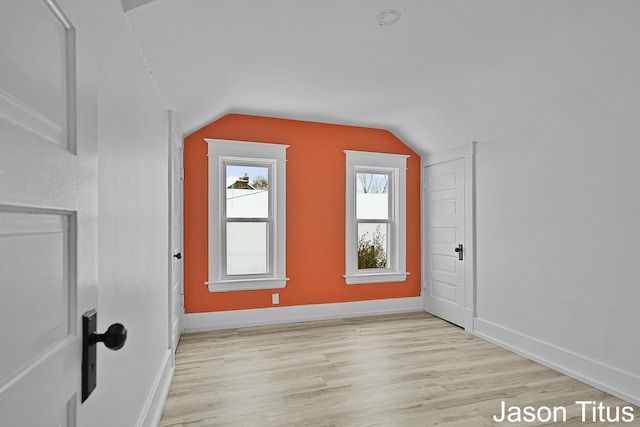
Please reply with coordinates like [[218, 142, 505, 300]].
[[167, 110, 184, 362], [421, 141, 476, 332]]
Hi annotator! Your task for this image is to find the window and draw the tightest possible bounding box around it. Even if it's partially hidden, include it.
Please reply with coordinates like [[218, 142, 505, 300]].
[[344, 150, 409, 284], [206, 139, 289, 292]]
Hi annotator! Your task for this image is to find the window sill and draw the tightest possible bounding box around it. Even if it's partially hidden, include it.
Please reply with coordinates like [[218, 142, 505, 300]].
[[343, 272, 410, 285], [206, 277, 289, 293]]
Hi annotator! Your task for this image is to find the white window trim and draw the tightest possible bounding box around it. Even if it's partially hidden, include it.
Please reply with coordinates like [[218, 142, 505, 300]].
[[206, 139, 289, 292], [344, 150, 410, 284]]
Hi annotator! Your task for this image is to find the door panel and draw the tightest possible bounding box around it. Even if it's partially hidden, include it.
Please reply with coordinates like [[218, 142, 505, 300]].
[[0, 0, 68, 146], [431, 279, 457, 303], [0, 1, 97, 425], [0, 212, 71, 386], [424, 159, 466, 326], [431, 253, 457, 274]]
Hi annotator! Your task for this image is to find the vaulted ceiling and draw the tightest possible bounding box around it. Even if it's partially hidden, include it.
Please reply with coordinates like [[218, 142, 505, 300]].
[[123, 0, 639, 154]]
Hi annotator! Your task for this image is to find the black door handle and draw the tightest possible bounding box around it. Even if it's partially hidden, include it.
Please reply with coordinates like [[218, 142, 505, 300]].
[[454, 244, 463, 261], [174, 252, 182, 259], [90, 323, 127, 350], [82, 309, 128, 403]]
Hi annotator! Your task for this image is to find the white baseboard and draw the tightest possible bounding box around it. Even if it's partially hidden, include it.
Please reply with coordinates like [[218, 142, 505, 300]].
[[474, 318, 640, 407], [464, 308, 474, 333], [138, 350, 174, 427], [184, 297, 423, 332]]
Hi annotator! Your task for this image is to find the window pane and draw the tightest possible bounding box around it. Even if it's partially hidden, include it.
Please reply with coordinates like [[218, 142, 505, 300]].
[[226, 165, 269, 218], [226, 222, 268, 275], [357, 223, 388, 269], [356, 173, 389, 219]]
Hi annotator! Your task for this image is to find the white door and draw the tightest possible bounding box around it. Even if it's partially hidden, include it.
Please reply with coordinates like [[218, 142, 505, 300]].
[[169, 119, 184, 359], [424, 158, 466, 327], [0, 1, 97, 425]]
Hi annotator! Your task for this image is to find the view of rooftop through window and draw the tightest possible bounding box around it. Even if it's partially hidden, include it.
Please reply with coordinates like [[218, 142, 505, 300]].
[[225, 164, 270, 275], [226, 165, 269, 190]]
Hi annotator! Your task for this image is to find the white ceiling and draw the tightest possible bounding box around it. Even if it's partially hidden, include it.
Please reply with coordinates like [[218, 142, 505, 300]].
[[124, 0, 639, 154]]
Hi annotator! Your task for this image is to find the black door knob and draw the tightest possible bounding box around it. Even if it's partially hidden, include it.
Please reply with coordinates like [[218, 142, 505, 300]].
[[90, 323, 127, 351], [174, 252, 182, 259], [454, 244, 464, 261], [82, 310, 128, 402]]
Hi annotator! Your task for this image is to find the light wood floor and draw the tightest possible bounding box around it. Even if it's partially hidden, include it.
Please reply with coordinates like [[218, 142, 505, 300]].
[[160, 312, 639, 426]]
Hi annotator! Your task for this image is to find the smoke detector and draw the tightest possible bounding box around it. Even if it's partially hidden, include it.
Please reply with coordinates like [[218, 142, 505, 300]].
[[376, 9, 401, 26]]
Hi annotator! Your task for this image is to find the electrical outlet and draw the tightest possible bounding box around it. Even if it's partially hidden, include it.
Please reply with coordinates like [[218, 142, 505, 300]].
[[272, 293, 279, 305]]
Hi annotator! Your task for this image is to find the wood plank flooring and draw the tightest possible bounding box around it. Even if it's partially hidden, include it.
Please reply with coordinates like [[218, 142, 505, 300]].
[[160, 312, 639, 426]]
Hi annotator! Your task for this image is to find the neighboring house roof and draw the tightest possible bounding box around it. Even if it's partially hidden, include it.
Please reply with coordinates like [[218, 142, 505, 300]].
[[228, 174, 255, 190], [227, 182, 255, 190]]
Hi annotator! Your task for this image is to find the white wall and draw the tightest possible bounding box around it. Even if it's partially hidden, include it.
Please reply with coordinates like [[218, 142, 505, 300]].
[[80, 1, 171, 425], [474, 52, 640, 404]]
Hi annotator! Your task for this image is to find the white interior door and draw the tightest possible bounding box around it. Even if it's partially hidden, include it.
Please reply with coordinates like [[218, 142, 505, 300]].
[[424, 158, 466, 327], [169, 119, 184, 359], [0, 1, 97, 425]]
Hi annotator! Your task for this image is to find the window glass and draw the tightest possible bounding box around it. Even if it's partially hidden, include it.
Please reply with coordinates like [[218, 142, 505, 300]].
[[356, 172, 389, 220], [226, 222, 268, 275], [226, 165, 269, 218], [357, 223, 389, 269]]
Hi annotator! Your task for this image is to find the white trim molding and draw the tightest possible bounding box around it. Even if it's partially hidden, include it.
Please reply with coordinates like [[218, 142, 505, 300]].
[[205, 277, 288, 292], [184, 297, 423, 332], [474, 318, 640, 407], [344, 150, 410, 285], [137, 350, 174, 427], [205, 139, 289, 292], [422, 141, 476, 168], [343, 272, 410, 285]]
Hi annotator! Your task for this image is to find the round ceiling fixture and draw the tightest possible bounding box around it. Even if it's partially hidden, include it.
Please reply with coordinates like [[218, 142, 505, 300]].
[[376, 9, 401, 26]]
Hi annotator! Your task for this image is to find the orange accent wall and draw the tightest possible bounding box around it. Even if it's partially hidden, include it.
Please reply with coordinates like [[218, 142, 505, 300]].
[[184, 114, 421, 313]]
